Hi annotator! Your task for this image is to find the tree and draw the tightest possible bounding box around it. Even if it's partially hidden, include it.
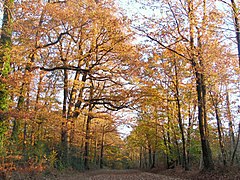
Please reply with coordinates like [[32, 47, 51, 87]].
[[231, 0, 240, 67], [11, 0, 137, 169], [0, 0, 13, 113], [0, 1, 14, 168], [130, 0, 235, 171]]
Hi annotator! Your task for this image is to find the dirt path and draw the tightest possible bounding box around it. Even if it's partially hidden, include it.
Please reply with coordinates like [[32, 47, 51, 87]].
[[57, 169, 184, 180]]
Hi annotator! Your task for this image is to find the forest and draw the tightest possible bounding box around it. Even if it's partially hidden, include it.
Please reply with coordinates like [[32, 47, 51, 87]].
[[0, 0, 240, 179]]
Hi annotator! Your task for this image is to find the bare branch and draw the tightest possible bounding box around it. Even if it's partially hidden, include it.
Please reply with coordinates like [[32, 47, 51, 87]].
[[36, 31, 70, 49], [40, 66, 89, 73]]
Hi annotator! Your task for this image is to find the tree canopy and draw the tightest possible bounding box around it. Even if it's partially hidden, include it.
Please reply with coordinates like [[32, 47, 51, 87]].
[[0, 0, 239, 178]]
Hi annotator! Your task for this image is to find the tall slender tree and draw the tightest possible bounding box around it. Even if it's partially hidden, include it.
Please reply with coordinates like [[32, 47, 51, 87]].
[[0, 0, 13, 113]]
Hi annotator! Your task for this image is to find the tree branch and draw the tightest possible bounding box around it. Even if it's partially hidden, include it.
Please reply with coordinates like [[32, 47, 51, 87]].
[[40, 66, 89, 73], [36, 31, 70, 49], [135, 27, 191, 61]]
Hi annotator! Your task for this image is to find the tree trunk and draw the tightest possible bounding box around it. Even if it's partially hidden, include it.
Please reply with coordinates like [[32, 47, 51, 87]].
[[84, 113, 92, 170], [11, 84, 24, 141], [0, 0, 13, 118], [230, 0, 240, 67], [80, 116, 87, 160], [231, 123, 240, 165], [73, 71, 88, 118], [23, 120, 27, 160], [148, 142, 152, 168], [35, 72, 44, 111], [163, 130, 169, 168], [143, 147, 147, 168], [61, 67, 69, 165], [173, 58, 189, 170], [188, 0, 214, 171], [151, 119, 158, 169], [0, 0, 13, 75], [66, 60, 85, 146], [100, 125, 105, 169], [196, 72, 214, 171], [139, 146, 142, 168], [216, 107, 227, 166], [173, 128, 181, 166], [151, 147, 156, 168], [210, 94, 227, 166], [68, 60, 82, 117], [93, 126, 98, 166], [226, 91, 235, 158], [84, 81, 94, 170], [187, 103, 195, 165]]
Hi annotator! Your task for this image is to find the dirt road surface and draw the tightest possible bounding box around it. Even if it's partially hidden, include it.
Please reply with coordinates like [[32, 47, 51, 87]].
[[57, 169, 184, 180]]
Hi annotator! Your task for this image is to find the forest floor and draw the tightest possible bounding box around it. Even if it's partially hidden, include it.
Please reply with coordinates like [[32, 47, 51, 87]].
[[11, 169, 183, 180], [148, 165, 240, 180], [8, 166, 240, 180]]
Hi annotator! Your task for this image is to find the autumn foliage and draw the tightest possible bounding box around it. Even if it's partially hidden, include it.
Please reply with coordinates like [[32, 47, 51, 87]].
[[0, 0, 240, 179]]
